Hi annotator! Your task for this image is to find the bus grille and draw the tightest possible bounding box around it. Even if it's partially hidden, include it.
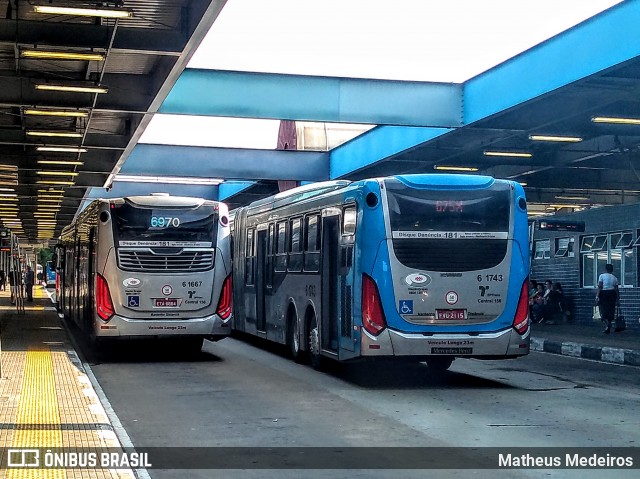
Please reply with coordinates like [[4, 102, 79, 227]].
[[117, 249, 215, 272], [392, 239, 507, 272]]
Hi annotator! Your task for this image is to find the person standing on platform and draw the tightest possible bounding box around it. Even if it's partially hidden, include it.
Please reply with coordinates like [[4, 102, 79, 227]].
[[8, 269, 19, 304], [24, 265, 34, 302], [0, 269, 5, 291], [596, 263, 619, 334]]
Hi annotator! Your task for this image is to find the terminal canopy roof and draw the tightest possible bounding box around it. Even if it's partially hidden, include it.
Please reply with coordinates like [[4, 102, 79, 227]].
[[4, 0, 640, 243]]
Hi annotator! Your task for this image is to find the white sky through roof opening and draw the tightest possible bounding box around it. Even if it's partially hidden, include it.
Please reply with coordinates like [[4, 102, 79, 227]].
[[141, 0, 622, 150], [190, 0, 622, 82]]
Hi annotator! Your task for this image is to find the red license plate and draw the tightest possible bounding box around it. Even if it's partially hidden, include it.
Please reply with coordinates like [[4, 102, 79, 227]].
[[436, 309, 466, 320], [155, 298, 179, 307]]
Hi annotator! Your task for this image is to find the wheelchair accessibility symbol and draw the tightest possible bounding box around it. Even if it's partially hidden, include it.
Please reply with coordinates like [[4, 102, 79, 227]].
[[127, 295, 140, 308], [399, 300, 413, 315]]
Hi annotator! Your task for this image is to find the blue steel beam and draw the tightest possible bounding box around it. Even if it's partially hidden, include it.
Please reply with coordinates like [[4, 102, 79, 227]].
[[219, 181, 256, 201], [160, 69, 463, 128], [330, 126, 452, 179], [332, 0, 640, 178], [463, 0, 640, 123], [120, 144, 329, 181], [84, 183, 219, 202]]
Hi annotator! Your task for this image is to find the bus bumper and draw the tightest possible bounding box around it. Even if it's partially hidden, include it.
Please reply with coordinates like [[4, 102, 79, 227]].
[[93, 313, 232, 339], [360, 326, 530, 358]]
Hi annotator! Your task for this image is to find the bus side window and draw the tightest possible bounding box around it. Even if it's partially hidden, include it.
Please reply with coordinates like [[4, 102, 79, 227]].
[[245, 228, 255, 285], [304, 214, 320, 272], [275, 221, 287, 272], [267, 223, 275, 286], [288, 218, 303, 272]]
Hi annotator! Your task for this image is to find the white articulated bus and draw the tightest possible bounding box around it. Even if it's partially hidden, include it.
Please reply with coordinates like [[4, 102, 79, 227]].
[[58, 194, 232, 353]]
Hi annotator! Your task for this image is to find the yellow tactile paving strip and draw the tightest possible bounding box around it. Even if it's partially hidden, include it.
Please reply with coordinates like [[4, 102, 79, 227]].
[[0, 287, 135, 479]]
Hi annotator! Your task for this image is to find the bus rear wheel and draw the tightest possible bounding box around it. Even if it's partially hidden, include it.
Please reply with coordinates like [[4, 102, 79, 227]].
[[426, 357, 454, 372], [288, 315, 304, 363]]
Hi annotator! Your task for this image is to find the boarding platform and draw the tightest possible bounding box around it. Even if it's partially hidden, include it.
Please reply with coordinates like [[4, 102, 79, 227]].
[[0, 285, 135, 478]]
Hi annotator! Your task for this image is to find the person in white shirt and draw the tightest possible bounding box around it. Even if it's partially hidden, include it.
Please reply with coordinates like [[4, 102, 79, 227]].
[[596, 263, 619, 334]]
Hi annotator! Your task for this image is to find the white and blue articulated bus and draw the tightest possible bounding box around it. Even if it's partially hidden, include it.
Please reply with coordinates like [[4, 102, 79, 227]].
[[231, 174, 530, 371], [59, 194, 233, 353]]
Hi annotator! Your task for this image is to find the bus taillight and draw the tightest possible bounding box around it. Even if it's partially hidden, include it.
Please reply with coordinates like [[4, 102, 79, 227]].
[[96, 273, 115, 322], [362, 274, 387, 336], [216, 274, 233, 320], [512, 278, 529, 335]]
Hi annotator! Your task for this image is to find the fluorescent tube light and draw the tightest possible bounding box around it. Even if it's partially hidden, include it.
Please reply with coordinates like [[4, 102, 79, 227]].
[[36, 180, 75, 186], [433, 166, 479, 172], [591, 116, 640, 125], [555, 195, 590, 201], [22, 50, 104, 61], [37, 146, 88, 153], [25, 109, 88, 118], [35, 84, 108, 94], [27, 131, 82, 138], [38, 160, 84, 166], [37, 171, 79, 177], [483, 151, 533, 158], [34, 5, 133, 18], [529, 135, 583, 142]]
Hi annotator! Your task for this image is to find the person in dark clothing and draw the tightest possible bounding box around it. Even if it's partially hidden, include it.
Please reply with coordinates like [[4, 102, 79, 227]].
[[24, 265, 35, 302], [545, 283, 566, 325], [597, 263, 619, 334], [8, 269, 20, 304], [0, 269, 5, 291]]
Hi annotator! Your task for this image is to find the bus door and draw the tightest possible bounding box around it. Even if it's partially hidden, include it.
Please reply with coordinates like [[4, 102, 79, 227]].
[[321, 210, 340, 353], [255, 228, 268, 333], [338, 206, 357, 358]]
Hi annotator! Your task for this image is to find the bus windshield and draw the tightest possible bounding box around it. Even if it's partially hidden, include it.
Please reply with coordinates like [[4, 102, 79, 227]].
[[384, 179, 510, 236], [112, 202, 218, 246]]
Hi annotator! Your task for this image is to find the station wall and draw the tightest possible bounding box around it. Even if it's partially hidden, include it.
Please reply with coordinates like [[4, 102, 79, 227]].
[[531, 203, 640, 331]]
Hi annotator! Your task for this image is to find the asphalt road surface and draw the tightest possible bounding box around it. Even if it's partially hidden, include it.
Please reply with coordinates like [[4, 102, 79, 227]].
[[76, 331, 640, 479]]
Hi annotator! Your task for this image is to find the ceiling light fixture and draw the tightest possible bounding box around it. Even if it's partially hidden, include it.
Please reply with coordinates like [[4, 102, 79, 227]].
[[21, 50, 104, 62], [27, 131, 82, 138], [34, 5, 133, 18], [35, 83, 108, 94], [483, 151, 533, 158], [37, 146, 88, 153], [37, 160, 84, 166], [25, 109, 88, 118], [38, 189, 65, 194], [529, 134, 583, 142], [433, 166, 479, 172], [0, 165, 18, 172], [37, 171, 79, 177], [591, 116, 640, 125], [555, 195, 590, 201], [36, 180, 75, 186]]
